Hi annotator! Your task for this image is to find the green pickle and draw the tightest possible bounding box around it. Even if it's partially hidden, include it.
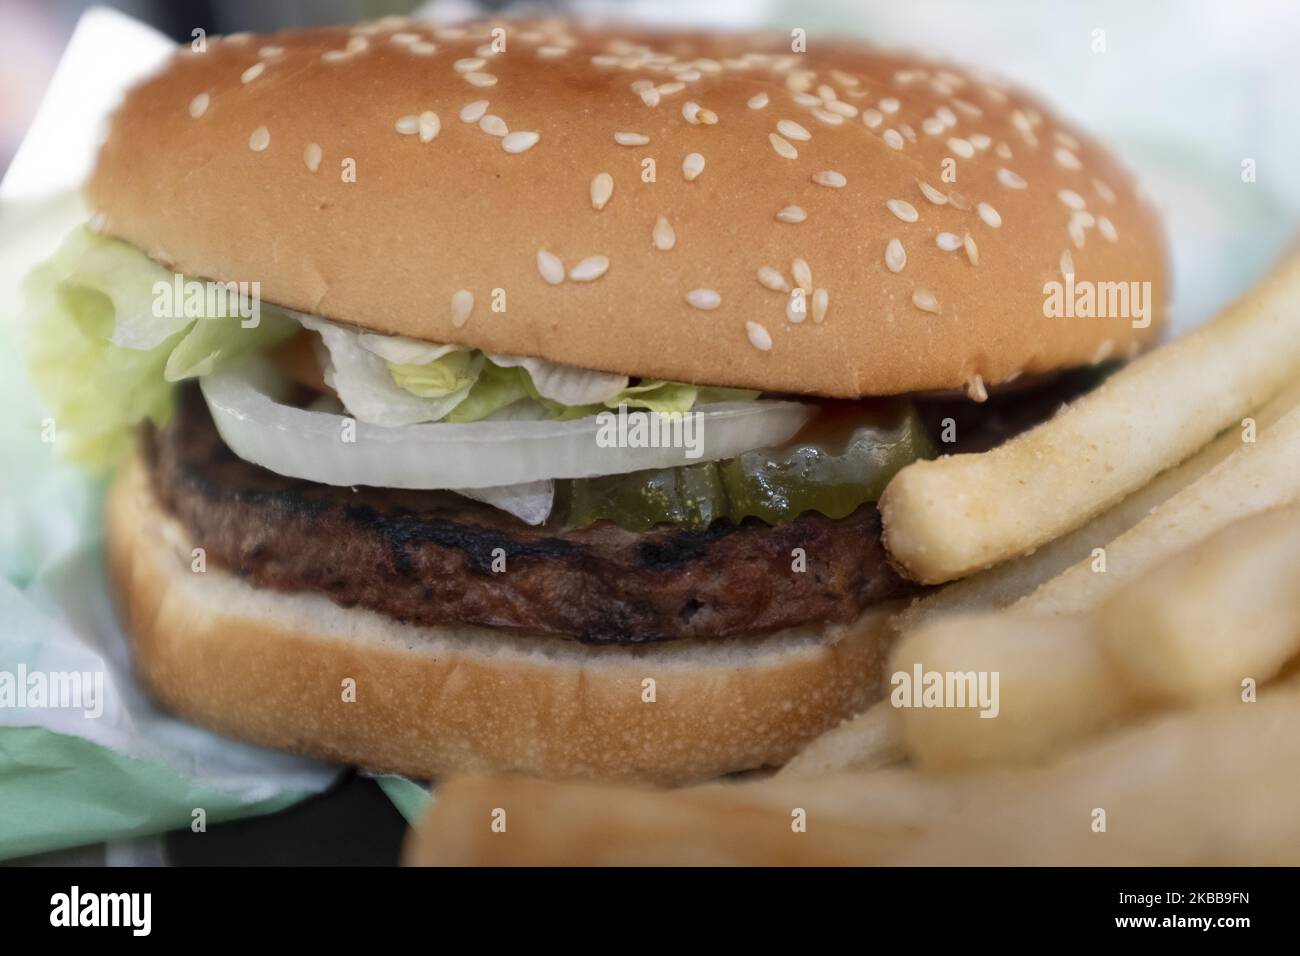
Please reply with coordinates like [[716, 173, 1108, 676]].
[[557, 399, 935, 531]]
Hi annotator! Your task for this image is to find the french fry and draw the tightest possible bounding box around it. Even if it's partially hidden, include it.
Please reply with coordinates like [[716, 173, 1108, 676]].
[[887, 612, 1134, 770], [405, 685, 1300, 865], [1017, 403, 1300, 615], [778, 700, 905, 776], [1095, 503, 1300, 706], [879, 246, 1300, 584], [893, 379, 1300, 633]]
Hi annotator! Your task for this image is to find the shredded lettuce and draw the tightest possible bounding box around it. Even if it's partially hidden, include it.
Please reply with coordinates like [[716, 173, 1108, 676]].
[[24, 226, 768, 462], [23, 227, 296, 470]]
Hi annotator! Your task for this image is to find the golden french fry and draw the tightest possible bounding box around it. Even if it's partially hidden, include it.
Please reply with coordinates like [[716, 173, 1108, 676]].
[[405, 686, 1300, 865], [879, 247, 1300, 584], [1095, 503, 1300, 706], [1018, 403, 1300, 616], [893, 379, 1300, 633], [895, 686, 1300, 865], [886, 612, 1133, 770], [778, 700, 905, 776]]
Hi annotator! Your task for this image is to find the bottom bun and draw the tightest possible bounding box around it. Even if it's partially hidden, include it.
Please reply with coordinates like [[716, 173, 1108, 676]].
[[107, 453, 900, 785]]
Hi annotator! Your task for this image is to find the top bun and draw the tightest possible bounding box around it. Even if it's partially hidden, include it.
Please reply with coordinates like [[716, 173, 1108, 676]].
[[87, 16, 1167, 398]]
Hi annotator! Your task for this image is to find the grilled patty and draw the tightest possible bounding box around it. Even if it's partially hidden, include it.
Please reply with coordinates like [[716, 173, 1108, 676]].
[[146, 385, 925, 644]]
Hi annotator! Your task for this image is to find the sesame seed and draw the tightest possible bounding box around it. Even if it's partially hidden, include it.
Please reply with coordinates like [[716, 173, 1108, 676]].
[[537, 45, 568, 59], [188, 92, 210, 118], [965, 375, 988, 402], [886, 199, 919, 223], [748, 92, 770, 111], [883, 128, 904, 150], [569, 256, 609, 282], [912, 289, 940, 314], [817, 83, 837, 101], [1058, 189, 1086, 210], [479, 114, 507, 137], [792, 258, 813, 294], [87, 212, 108, 233], [346, 36, 369, 54], [786, 290, 807, 324], [1055, 129, 1081, 151], [1068, 216, 1088, 249], [885, 238, 906, 273], [947, 137, 975, 159], [777, 119, 811, 141], [997, 168, 1027, 189], [465, 72, 498, 88], [614, 132, 650, 146], [474, 44, 496, 59], [1093, 179, 1117, 203], [812, 288, 828, 324], [390, 32, 419, 46], [639, 88, 661, 107], [501, 131, 540, 153], [862, 109, 883, 129], [826, 100, 857, 118], [460, 100, 489, 123], [682, 152, 705, 181], [657, 81, 686, 95], [1060, 249, 1075, 277], [812, 170, 847, 188], [686, 289, 720, 310], [303, 143, 322, 172], [948, 190, 972, 211], [936, 232, 962, 252], [225, 32, 251, 44], [813, 108, 844, 126], [248, 125, 270, 151], [768, 132, 798, 159], [1054, 146, 1082, 170], [922, 117, 946, 136], [653, 216, 676, 250], [322, 50, 351, 63], [995, 142, 1013, 159], [963, 233, 979, 265], [259, 45, 283, 57], [590, 172, 614, 210], [900, 124, 918, 143], [454, 57, 486, 73], [879, 97, 900, 113], [1092, 338, 1116, 364], [793, 92, 823, 109], [676, 68, 702, 82], [746, 321, 773, 352], [757, 267, 790, 293], [409, 41, 436, 56], [240, 62, 265, 84], [977, 202, 1002, 228], [776, 206, 807, 223], [419, 111, 442, 142], [537, 250, 565, 285], [917, 181, 948, 205], [1097, 216, 1118, 242], [395, 115, 420, 135], [451, 290, 474, 328], [969, 133, 992, 151], [935, 105, 957, 127]]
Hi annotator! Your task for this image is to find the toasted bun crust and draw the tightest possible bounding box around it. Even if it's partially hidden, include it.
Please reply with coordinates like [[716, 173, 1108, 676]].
[[87, 17, 1166, 398], [106, 453, 899, 784]]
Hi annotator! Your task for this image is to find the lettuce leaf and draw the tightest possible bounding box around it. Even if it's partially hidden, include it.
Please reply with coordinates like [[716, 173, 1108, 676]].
[[387, 350, 479, 398], [23, 227, 296, 470]]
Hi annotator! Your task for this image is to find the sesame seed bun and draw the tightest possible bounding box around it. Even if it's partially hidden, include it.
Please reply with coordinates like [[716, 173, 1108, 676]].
[[107, 452, 899, 785], [86, 18, 1167, 398]]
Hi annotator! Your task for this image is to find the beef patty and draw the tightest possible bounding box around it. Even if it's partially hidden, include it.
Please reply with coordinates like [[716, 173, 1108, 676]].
[[146, 384, 925, 644]]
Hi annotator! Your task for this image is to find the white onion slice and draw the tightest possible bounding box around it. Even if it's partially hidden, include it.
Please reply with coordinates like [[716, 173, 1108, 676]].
[[457, 481, 555, 525], [200, 358, 814, 490]]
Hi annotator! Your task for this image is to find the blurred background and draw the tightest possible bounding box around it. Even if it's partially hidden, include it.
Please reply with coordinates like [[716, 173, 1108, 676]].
[[3, 0, 1298, 331]]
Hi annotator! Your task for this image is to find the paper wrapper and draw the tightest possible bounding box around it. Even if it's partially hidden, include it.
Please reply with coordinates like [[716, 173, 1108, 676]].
[[0, 7, 345, 862]]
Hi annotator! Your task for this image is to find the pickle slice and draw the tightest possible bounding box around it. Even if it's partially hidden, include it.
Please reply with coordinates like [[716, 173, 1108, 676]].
[[555, 399, 934, 531], [556, 461, 727, 532], [719, 399, 934, 525]]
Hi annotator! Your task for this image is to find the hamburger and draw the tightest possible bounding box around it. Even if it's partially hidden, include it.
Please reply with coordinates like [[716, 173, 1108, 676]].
[[25, 16, 1165, 784]]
